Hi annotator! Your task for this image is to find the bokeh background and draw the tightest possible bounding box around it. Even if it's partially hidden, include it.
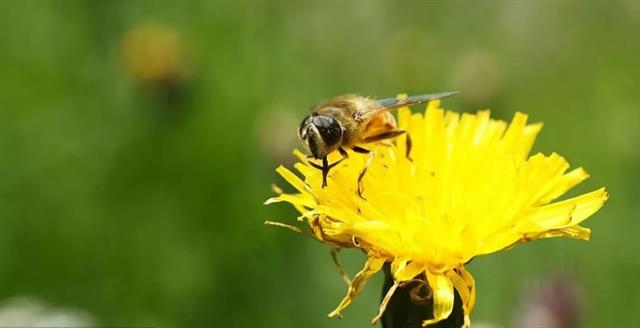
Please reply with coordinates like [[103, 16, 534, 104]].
[[0, 1, 637, 327]]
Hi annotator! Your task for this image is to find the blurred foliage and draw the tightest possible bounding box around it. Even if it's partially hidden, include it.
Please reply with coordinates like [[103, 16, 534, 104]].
[[0, 0, 637, 327]]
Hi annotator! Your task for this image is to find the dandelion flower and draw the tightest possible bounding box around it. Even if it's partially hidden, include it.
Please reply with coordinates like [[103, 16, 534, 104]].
[[266, 99, 608, 327], [120, 23, 188, 83]]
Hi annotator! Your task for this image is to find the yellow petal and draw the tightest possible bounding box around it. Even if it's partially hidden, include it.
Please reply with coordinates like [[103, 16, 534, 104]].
[[536, 224, 591, 240], [447, 266, 476, 320], [275, 165, 308, 194], [264, 193, 315, 209], [328, 256, 385, 318], [536, 167, 590, 205], [292, 148, 308, 162], [500, 112, 528, 151], [391, 259, 426, 282], [422, 272, 454, 327], [372, 280, 399, 325], [517, 122, 543, 159], [521, 187, 608, 231]]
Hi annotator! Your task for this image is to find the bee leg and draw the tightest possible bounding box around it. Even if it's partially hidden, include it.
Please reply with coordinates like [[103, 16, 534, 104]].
[[308, 161, 323, 171], [322, 156, 329, 188], [328, 148, 349, 170], [351, 146, 370, 154], [363, 129, 406, 143], [304, 158, 329, 186], [308, 150, 350, 188], [339, 147, 349, 157], [405, 133, 413, 161], [357, 151, 375, 199]]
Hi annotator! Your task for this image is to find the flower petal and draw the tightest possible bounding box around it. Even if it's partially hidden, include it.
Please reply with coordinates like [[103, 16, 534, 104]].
[[481, 187, 607, 254], [275, 165, 308, 194], [264, 193, 315, 209], [536, 224, 591, 240], [391, 258, 425, 282], [328, 256, 385, 318], [521, 187, 608, 231], [422, 271, 454, 327], [536, 167, 590, 205], [447, 266, 476, 324]]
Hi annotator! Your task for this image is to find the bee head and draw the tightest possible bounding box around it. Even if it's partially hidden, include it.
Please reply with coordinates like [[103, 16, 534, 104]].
[[298, 114, 343, 159]]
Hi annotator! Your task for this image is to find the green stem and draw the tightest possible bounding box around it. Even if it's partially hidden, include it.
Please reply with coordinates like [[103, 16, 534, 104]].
[[380, 264, 464, 328]]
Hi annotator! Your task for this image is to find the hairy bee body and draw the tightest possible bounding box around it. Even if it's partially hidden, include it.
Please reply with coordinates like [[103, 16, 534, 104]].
[[297, 92, 457, 187], [310, 94, 396, 149]]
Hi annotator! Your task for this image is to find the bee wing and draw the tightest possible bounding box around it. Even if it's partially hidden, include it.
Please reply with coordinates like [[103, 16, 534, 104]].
[[358, 91, 458, 121], [376, 91, 459, 110]]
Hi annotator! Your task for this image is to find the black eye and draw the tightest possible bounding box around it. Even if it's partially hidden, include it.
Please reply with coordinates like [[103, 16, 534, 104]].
[[298, 115, 312, 138], [306, 130, 319, 157], [311, 116, 342, 148]]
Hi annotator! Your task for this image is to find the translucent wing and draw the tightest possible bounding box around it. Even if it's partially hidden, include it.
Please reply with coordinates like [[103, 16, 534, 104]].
[[377, 91, 458, 110]]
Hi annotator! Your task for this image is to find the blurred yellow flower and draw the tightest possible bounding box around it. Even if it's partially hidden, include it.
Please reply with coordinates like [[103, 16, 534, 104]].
[[266, 100, 607, 327], [120, 23, 188, 83]]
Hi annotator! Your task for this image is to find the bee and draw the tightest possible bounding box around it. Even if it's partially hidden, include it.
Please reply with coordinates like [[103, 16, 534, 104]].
[[298, 92, 457, 191]]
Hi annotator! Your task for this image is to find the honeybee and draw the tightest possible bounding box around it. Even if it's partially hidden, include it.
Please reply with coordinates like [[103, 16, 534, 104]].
[[298, 92, 457, 191]]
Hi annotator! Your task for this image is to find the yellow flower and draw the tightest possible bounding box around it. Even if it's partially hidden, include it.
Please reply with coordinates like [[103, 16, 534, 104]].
[[266, 100, 608, 327], [120, 23, 188, 83]]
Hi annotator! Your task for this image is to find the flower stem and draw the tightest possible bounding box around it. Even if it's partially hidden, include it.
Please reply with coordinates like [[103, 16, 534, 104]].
[[380, 264, 464, 328]]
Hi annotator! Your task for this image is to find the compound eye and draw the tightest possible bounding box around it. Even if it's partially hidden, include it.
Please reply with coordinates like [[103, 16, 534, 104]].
[[311, 116, 343, 150], [306, 129, 320, 158], [298, 115, 312, 139]]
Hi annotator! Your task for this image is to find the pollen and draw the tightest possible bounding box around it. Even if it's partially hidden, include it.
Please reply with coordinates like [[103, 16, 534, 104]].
[[265, 100, 608, 327]]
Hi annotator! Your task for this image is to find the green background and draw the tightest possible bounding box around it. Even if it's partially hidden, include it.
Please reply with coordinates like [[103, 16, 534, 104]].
[[0, 1, 636, 327]]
